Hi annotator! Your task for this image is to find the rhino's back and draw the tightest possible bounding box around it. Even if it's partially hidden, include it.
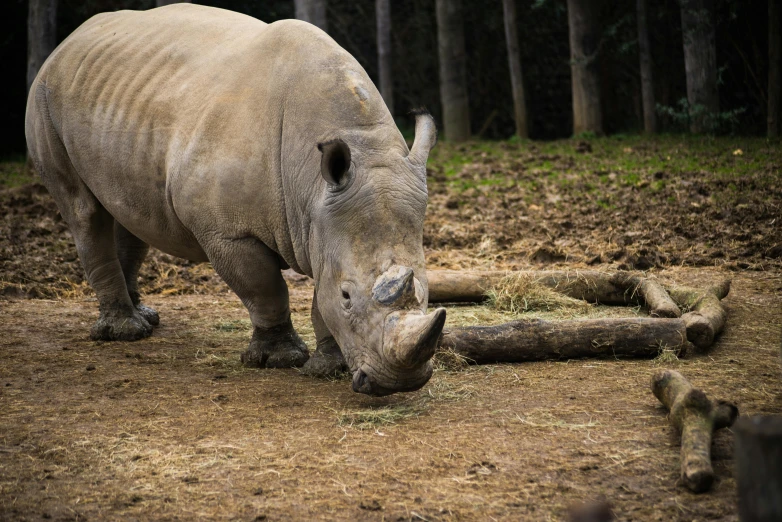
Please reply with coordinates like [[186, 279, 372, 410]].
[[30, 4, 395, 269], [39, 4, 271, 152], [26, 5, 277, 258]]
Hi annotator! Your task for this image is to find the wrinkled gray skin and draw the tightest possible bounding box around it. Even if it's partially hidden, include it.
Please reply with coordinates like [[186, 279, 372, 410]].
[[25, 4, 445, 396]]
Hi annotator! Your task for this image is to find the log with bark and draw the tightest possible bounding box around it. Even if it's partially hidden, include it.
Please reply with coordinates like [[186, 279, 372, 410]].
[[428, 269, 683, 316], [651, 369, 738, 493], [439, 317, 690, 364], [427, 270, 730, 351], [666, 280, 729, 351]]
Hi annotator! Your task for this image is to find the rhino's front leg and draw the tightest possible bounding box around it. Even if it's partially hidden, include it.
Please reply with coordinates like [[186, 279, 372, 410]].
[[301, 289, 348, 378], [203, 237, 309, 368]]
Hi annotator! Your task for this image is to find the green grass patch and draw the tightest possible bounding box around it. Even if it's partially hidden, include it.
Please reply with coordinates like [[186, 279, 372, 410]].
[[0, 160, 34, 188]]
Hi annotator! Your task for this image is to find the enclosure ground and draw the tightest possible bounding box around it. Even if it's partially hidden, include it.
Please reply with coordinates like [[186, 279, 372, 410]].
[[1, 135, 781, 520], [1, 268, 781, 521]]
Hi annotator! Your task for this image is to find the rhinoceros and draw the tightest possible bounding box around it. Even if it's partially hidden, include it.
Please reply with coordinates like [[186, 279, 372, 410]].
[[25, 4, 446, 396]]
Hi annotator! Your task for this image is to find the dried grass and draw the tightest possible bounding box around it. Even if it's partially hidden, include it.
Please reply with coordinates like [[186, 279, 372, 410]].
[[425, 378, 477, 402], [653, 346, 682, 365], [336, 403, 425, 430], [212, 319, 251, 332], [432, 347, 473, 371], [485, 272, 591, 314]]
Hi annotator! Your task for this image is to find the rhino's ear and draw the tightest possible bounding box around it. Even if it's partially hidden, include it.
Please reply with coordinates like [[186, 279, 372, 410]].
[[318, 139, 352, 187], [408, 108, 437, 167]]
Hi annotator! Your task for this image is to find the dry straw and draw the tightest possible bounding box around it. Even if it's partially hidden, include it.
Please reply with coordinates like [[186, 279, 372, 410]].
[[485, 272, 591, 314]]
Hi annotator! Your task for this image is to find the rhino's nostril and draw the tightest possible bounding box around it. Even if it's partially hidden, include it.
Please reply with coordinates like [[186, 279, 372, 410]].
[[351, 369, 371, 394]]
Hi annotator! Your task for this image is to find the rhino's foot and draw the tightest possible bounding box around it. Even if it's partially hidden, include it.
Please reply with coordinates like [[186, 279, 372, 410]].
[[136, 304, 160, 326], [241, 322, 310, 369], [301, 337, 348, 378], [90, 304, 153, 342]]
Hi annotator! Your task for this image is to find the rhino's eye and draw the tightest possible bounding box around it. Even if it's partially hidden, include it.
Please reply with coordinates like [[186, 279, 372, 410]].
[[340, 284, 352, 310]]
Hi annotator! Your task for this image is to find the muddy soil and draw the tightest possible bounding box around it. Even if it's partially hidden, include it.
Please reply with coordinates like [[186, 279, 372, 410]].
[[1, 136, 781, 520], [422, 138, 781, 273], [2, 136, 781, 298]]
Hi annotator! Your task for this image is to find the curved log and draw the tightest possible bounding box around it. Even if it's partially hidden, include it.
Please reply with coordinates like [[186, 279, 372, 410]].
[[427, 269, 682, 317], [666, 281, 730, 351]]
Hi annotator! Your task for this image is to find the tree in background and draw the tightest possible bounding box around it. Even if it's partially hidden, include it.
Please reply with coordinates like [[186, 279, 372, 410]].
[[679, 0, 718, 133], [567, 0, 603, 136], [636, 0, 656, 134], [502, 0, 528, 139], [769, 0, 781, 138], [27, 0, 57, 95], [156, 0, 191, 5], [294, 0, 328, 32], [376, 0, 393, 116], [435, 0, 470, 141]]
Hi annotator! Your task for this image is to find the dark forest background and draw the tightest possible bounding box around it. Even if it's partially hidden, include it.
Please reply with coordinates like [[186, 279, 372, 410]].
[[2, 0, 776, 157]]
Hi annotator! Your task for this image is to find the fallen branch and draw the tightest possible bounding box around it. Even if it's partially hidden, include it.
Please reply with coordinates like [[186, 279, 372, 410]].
[[651, 369, 738, 493], [428, 270, 731, 350], [438, 317, 690, 364], [427, 270, 682, 318], [666, 281, 730, 350]]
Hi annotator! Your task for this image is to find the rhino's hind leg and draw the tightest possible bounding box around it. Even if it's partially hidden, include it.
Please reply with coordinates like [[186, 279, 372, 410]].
[[115, 222, 159, 326], [302, 290, 348, 378], [203, 237, 309, 368], [66, 204, 151, 342], [27, 85, 151, 342], [47, 192, 150, 341]]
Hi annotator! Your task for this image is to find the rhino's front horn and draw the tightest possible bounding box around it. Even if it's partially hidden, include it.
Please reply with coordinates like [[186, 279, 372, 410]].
[[372, 265, 423, 308], [383, 308, 447, 369]]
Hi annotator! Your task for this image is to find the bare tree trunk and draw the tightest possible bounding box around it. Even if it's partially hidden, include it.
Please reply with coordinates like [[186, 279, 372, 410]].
[[567, 0, 603, 135], [435, 0, 470, 141], [769, 0, 781, 137], [27, 0, 58, 95], [502, 0, 528, 139], [156, 0, 191, 5], [637, 0, 657, 133], [679, 0, 719, 133], [294, 0, 328, 33], [735, 416, 782, 519], [376, 0, 393, 116]]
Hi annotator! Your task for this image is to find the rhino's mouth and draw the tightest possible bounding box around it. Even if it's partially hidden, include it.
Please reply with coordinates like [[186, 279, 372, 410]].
[[351, 363, 433, 397]]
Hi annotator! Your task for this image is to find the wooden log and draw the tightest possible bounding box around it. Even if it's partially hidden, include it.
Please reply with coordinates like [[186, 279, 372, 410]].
[[427, 270, 504, 302], [438, 317, 690, 364], [427, 269, 627, 304], [734, 416, 782, 521], [634, 278, 680, 318], [651, 370, 738, 493], [666, 280, 730, 350], [428, 269, 682, 317]]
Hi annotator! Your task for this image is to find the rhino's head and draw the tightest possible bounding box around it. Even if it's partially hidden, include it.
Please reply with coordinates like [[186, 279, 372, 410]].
[[310, 111, 445, 396]]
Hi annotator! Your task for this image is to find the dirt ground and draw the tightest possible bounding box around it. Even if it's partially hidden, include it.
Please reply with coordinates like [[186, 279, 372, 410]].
[[1, 136, 781, 521]]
